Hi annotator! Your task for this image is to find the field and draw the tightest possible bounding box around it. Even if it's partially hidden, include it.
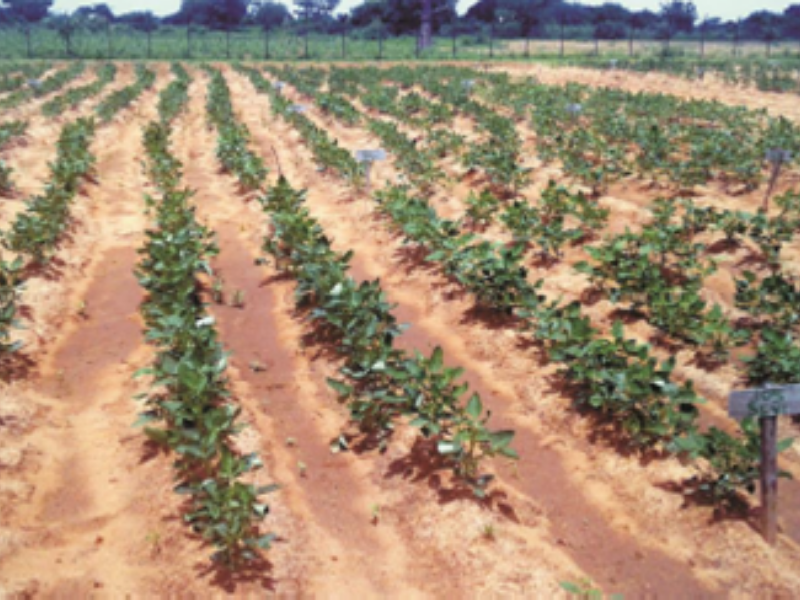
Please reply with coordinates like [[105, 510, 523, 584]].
[[1, 59, 800, 596]]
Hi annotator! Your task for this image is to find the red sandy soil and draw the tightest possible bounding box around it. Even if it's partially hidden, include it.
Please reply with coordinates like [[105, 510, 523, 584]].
[[0, 62, 799, 597]]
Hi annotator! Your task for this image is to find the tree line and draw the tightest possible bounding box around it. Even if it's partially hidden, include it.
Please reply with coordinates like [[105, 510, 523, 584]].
[[1, 0, 799, 45]]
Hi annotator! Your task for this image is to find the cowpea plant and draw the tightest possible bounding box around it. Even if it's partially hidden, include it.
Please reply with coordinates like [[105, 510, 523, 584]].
[[259, 177, 517, 495], [204, 66, 268, 191], [0, 254, 23, 356], [4, 118, 97, 263], [135, 75, 275, 566], [372, 183, 780, 506], [95, 63, 156, 122], [42, 62, 117, 117]]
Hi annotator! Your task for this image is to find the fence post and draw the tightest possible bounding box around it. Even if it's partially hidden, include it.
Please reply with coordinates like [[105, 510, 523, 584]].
[[559, 21, 565, 57], [226, 27, 231, 59], [341, 27, 346, 60], [25, 26, 32, 59], [489, 21, 494, 59], [264, 29, 270, 59], [186, 26, 191, 59], [452, 29, 456, 58], [106, 20, 111, 59], [378, 29, 383, 60], [628, 26, 634, 57], [700, 27, 705, 57]]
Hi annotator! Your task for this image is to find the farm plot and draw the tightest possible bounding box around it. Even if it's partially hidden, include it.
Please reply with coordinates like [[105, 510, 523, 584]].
[[0, 61, 799, 597]]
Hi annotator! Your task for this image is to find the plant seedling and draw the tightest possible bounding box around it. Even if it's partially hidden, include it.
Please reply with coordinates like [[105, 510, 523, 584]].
[[232, 289, 245, 308], [211, 277, 225, 304]]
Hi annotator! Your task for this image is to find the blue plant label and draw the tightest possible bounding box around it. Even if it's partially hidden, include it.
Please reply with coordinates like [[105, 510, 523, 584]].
[[356, 149, 387, 162], [729, 385, 800, 419]]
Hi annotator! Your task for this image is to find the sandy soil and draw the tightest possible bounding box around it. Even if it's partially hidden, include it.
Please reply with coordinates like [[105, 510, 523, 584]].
[[0, 62, 799, 597]]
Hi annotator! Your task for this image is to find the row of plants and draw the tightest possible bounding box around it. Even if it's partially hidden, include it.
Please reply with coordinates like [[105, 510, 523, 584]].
[[258, 176, 517, 493], [476, 69, 800, 193], [250, 65, 797, 508], [269, 66, 447, 190], [0, 121, 27, 196], [41, 62, 117, 118], [372, 183, 784, 506], [576, 56, 800, 95], [344, 62, 799, 195], [3, 117, 96, 263], [234, 64, 518, 492], [136, 71, 276, 566], [203, 66, 268, 192], [0, 62, 159, 360], [0, 62, 50, 94], [0, 62, 85, 111], [237, 65, 362, 184], [338, 66, 529, 195], [95, 63, 156, 123]]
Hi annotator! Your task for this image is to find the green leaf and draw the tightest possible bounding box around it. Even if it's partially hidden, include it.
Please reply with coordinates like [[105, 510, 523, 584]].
[[326, 378, 352, 397], [431, 346, 443, 371], [465, 393, 483, 420]]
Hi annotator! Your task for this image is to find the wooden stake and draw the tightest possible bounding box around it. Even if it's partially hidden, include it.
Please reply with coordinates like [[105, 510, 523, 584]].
[[760, 415, 778, 546]]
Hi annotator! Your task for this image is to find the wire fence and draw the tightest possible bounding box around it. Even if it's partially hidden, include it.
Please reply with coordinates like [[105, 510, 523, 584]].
[[1, 26, 799, 62]]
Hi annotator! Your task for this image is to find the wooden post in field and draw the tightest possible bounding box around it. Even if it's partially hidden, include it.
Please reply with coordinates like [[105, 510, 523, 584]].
[[147, 29, 152, 59], [106, 19, 112, 59], [25, 27, 32, 59], [187, 26, 192, 59], [226, 27, 231, 60], [264, 29, 270, 60], [355, 149, 386, 194], [452, 28, 457, 58], [378, 29, 383, 60], [729, 384, 800, 545], [559, 20, 565, 58], [628, 25, 634, 57], [341, 27, 346, 60], [489, 20, 494, 59], [700, 18, 706, 58]]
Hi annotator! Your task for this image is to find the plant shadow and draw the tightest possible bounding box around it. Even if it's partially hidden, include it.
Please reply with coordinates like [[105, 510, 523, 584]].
[[654, 478, 761, 532], [194, 551, 278, 594], [385, 437, 520, 522]]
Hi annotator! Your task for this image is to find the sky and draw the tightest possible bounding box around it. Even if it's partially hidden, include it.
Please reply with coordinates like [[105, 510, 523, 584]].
[[51, 0, 793, 22]]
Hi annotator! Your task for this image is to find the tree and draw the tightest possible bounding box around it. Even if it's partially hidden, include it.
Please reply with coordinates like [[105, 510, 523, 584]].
[[293, 0, 339, 21], [249, 0, 291, 30], [743, 10, 781, 42], [74, 3, 114, 21], [51, 13, 79, 55], [351, 0, 452, 37], [784, 4, 800, 39], [118, 10, 159, 31], [2, 0, 53, 22], [660, 0, 696, 35], [169, 0, 250, 28]]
